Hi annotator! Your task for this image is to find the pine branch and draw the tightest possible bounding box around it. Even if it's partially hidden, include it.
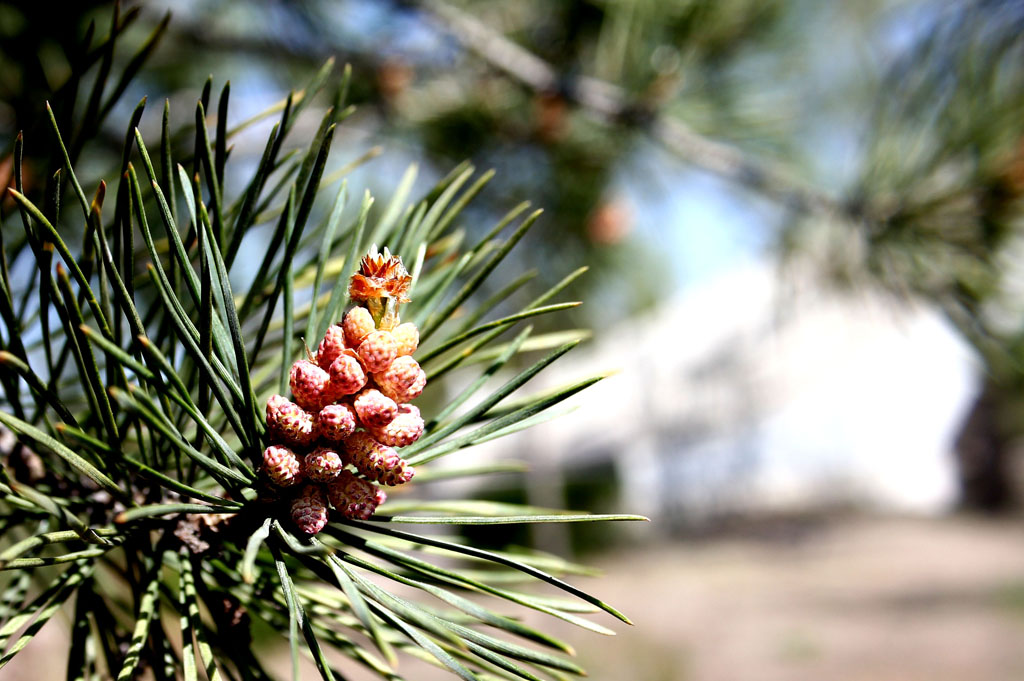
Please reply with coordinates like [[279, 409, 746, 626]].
[[417, 0, 847, 218], [0, 14, 641, 679]]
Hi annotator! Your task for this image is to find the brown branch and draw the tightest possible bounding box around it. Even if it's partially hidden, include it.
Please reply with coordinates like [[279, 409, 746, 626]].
[[418, 0, 847, 219]]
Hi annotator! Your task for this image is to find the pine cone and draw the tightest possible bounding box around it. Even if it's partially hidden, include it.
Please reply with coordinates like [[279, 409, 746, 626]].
[[326, 470, 384, 520], [324, 351, 366, 400], [369, 404, 424, 447], [353, 388, 398, 429], [303, 446, 344, 482], [316, 403, 357, 443], [262, 445, 303, 487], [391, 322, 419, 357], [289, 359, 330, 411], [343, 307, 376, 348], [266, 395, 317, 448], [291, 485, 328, 535], [356, 330, 398, 373], [375, 355, 426, 404], [343, 431, 415, 486], [316, 324, 347, 371]]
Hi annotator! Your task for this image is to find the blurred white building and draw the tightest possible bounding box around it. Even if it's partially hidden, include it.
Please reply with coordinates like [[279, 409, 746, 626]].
[[444, 260, 980, 528]]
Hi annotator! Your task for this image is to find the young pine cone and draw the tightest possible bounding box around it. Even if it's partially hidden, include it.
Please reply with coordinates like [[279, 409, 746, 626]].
[[391, 322, 419, 357], [303, 446, 344, 482], [343, 431, 414, 486], [324, 352, 366, 401], [316, 324, 347, 371], [326, 470, 385, 520], [289, 359, 330, 411], [375, 355, 426, 404], [291, 485, 329, 535], [316, 403, 357, 443], [262, 445, 303, 487], [357, 330, 398, 373], [343, 307, 376, 348], [370, 404, 424, 447], [353, 388, 398, 429], [266, 395, 317, 448]]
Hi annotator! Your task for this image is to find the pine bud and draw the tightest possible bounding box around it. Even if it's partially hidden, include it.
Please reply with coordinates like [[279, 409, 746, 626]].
[[291, 485, 328, 535], [266, 395, 317, 448], [316, 324, 347, 371], [349, 247, 412, 303], [375, 355, 426, 404], [324, 352, 366, 400], [391, 322, 419, 357], [262, 445, 303, 487], [343, 431, 415, 486], [370, 404, 424, 447], [343, 307, 376, 348], [357, 330, 398, 373], [326, 470, 384, 520], [316, 403, 357, 443], [303, 446, 344, 482], [289, 359, 330, 411]]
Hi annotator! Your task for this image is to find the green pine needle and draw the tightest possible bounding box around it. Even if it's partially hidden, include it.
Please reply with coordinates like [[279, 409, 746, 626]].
[[0, 21, 636, 681]]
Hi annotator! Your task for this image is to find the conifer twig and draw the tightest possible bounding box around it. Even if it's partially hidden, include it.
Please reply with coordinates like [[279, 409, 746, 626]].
[[417, 0, 847, 218]]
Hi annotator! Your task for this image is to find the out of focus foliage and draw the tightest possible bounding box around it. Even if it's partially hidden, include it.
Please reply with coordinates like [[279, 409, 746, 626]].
[[853, 1, 1024, 356], [789, 0, 1024, 508], [1, 0, 798, 329]]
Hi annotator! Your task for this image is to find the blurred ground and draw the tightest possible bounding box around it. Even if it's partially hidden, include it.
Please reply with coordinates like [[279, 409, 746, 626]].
[[368, 516, 1024, 681], [554, 516, 1024, 681], [6, 516, 1024, 680]]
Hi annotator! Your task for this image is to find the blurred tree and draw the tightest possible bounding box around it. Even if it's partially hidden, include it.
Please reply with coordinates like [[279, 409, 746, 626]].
[[5, 0, 804, 330], [785, 0, 1024, 510], [0, 3, 169, 183]]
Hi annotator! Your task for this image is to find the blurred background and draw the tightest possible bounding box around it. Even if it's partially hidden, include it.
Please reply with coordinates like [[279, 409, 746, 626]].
[[3, 0, 1024, 679]]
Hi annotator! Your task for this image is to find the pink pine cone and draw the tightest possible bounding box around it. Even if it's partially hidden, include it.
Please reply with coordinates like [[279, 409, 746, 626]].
[[262, 445, 303, 487], [343, 431, 415, 486], [324, 352, 366, 401], [375, 355, 426, 404], [316, 324, 347, 371], [343, 307, 376, 348], [316, 403, 357, 443], [289, 359, 330, 411], [291, 485, 329, 535], [303, 446, 344, 482], [266, 395, 317, 448], [391, 322, 419, 357], [357, 330, 398, 373], [370, 404, 424, 447], [326, 470, 384, 520], [353, 388, 398, 429]]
